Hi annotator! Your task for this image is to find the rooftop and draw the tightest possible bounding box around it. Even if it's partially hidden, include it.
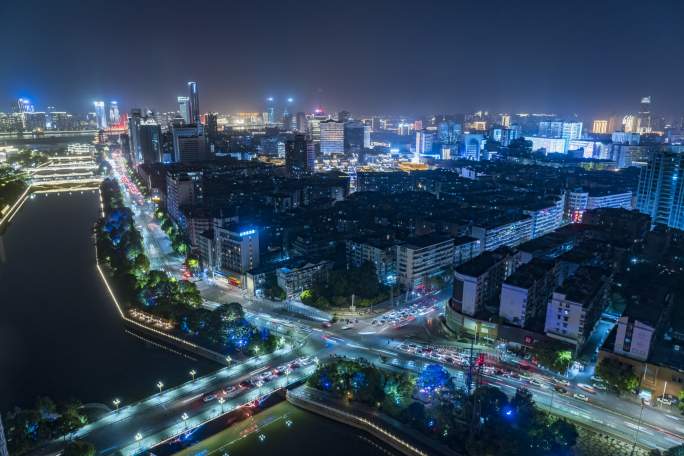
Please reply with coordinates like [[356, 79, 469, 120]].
[[504, 258, 556, 288], [456, 247, 512, 277], [556, 266, 609, 304], [403, 233, 453, 250]]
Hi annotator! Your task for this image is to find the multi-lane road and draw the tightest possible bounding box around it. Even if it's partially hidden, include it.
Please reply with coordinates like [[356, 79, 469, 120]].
[[100, 153, 684, 454]]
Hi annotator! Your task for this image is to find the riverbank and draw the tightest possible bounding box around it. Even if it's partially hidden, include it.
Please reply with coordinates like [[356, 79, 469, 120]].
[[287, 386, 455, 456], [170, 400, 397, 456], [0, 192, 218, 413]]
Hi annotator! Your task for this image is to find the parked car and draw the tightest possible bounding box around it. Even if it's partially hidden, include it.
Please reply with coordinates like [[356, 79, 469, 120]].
[[573, 393, 589, 402]]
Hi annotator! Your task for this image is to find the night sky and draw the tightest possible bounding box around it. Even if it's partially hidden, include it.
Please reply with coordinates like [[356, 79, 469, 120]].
[[2, 0, 683, 117]]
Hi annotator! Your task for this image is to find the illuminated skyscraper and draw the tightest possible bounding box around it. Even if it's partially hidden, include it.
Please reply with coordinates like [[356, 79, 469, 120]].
[[282, 97, 294, 130], [295, 112, 307, 133], [592, 120, 608, 134], [285, 133, 315, 176], [636, 148, 684, 229], [13, 98, 34, 113], [109, 101, 120, 126], [93, 101, 107, 129], [178, 96, 190, 123], [320, 119, 344, 154], [266, 96, 275, 125], [344, 121, 368, 154], [638, 96, 652, 133], [187, 81, 200, 124], [414, 130, 434, 162]]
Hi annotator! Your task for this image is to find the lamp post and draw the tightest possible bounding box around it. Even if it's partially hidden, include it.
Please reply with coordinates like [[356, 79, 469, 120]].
[[112, 398, 121, 412], [135, 432, 143, 448], [189, 369, 196, 381], [181, 412, 189, 429], [630, 398, 646, 456], [157, 381, 164, 394]]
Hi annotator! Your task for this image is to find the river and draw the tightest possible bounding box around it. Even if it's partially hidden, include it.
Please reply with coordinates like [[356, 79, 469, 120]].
[[0, 192, 217, 413]]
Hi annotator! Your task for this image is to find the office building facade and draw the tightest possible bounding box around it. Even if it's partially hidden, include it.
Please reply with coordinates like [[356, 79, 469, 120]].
[[636, 148, 684, 229], [320, 119, 344, 154]]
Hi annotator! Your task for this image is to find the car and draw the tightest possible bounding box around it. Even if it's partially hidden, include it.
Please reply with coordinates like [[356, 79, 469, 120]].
[[529, 378, 543, 387], [657, 396, 674, 406], [322, 322, 332, 328], [554, 386, 568, 394], [341, 325, 353, 330], [573, 393, 589, 402], [590, 375, 604, 383], [203, 394, 217, 402], [592, 382, 608, 391], [554, 378, 570, 387], [578, 383, 596, 393]]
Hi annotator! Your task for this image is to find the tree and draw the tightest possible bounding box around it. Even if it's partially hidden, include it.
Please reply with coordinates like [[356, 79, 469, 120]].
[[418, 364, 452, 393], [263, 272, 286, 301], [596, 357, 640, 395], [63, 440, 96, 456], [529, 341, 574, 373]]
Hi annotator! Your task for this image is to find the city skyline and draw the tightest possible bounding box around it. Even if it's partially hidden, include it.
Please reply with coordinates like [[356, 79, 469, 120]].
[[2, 0, 684, 117]]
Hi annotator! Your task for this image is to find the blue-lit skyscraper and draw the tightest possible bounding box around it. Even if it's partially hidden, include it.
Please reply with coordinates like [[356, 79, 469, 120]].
[[14, 98, 34, 113], [109, 101, 120, 126], [188, 81, 200, 124], [93, 101, 107, 129], [266, 96, 275, 125], [636, 147, 684, 229], [178, 96, 190, 123]]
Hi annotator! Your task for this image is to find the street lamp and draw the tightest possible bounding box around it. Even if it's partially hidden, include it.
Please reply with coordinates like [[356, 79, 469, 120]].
[[112, 398, 121, 411], [135, 432, 143, 448], [157, 381, 164, 394], [630, 398, 646, 456], [189, 369, 196, 381], [181, 412, 189, 428], [218, 397, 225, 413]]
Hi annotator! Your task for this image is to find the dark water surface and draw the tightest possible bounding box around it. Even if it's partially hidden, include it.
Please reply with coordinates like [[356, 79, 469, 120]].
[[0, 192, 217, 413]]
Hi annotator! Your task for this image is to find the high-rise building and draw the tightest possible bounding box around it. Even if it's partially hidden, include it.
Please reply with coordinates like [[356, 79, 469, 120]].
[[172, 124, 208, 162], [285, 133, 315, 176], [23, 112, 46, 131], [166, 169, 203, 226], [320, 119, 344, 154], [592, 120, 608, 134], [638, 96, 652, 133], [109, 101, 120, 126], [214, 221, 260, 275], [138, 119, 162, 164], [462, 133, 484, 160], [538, 120, 582, 140], [178, 96, 190, 124], [266, 96, 275, 125], [344, 121, 367, 154], [187, 81, 200, 124], [13, 97, 34, 113], [414, 130, 434, 162], [128, 108, 143, 163], [93, 101, 107, 129], [338, 110, 351, 123], [281, 97, 294, 130], [636, 148, 684, 229], [295, 112, 307, 133], [49, 112, 72, 131], [205, 113, 218, 143]]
